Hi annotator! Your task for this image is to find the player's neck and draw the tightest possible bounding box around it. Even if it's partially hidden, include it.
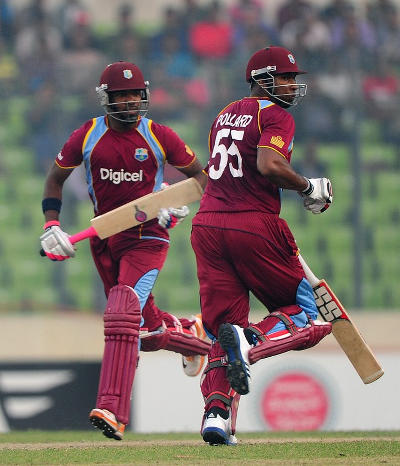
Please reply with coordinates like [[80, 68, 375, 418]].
[[107, 115, 140, 132]]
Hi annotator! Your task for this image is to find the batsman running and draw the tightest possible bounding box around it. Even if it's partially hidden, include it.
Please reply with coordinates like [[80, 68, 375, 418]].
[[191, 46, 333, 445], [39, 61, 210, 440]]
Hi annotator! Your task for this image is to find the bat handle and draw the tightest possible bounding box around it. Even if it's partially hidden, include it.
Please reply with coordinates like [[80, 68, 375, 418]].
[[298, 254, 319, 287], [69, 226, 98, 245], [39, 226, 98, 257]]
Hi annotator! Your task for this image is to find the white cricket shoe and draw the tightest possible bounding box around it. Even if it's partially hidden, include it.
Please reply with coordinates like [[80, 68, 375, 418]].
[[218, 323, 251, 395], [202, 408, 237, 446], [182, 314, 209, 377]]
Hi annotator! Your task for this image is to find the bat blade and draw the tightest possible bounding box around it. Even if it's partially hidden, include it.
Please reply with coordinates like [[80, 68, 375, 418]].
[[313, 279, 384, 384], [299, 254, 384, 384], [40, 178, 203, 257], [91, 177, 203, 239]]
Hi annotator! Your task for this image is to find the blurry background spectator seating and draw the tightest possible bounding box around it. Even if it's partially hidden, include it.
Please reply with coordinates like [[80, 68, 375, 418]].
[[0, 0, 399, 313]]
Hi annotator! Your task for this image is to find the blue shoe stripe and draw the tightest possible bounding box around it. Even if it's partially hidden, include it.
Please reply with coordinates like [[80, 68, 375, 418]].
[[203, 427, 229, 442]]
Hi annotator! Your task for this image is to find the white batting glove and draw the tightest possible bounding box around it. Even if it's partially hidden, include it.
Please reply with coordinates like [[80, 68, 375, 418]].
[[40, 221, 75, 261], [299, 177, 333, 214], [157, 206, 190, 229]]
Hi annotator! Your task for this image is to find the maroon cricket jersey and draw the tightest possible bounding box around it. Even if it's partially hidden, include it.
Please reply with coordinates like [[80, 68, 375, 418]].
[[199, 97, 295, 215], [56, 115, 197, 246]]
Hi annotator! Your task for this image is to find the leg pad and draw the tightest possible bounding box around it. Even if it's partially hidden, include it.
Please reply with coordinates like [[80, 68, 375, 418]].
[[97, 285, 141, 425], [140, 316, 211, 356], [248, 315, 331, 364]]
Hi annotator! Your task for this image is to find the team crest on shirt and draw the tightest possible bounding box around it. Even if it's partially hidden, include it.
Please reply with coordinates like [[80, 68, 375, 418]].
[[123, 69, 133, 79], [270, 135, 285, 149], [134, 148, 148, 161]]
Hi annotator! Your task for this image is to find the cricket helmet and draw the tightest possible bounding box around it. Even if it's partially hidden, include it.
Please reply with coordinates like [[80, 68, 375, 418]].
[[246, 46, 307, 107], [96, 61, 149, 123]]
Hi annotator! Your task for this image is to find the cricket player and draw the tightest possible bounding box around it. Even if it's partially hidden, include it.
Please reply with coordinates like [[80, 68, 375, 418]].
[[39, 61, 209, 440], [191, 46, 333, 445]]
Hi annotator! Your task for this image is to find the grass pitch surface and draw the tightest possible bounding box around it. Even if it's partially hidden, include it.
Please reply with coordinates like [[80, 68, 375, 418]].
[[0, 431, 399, 465]]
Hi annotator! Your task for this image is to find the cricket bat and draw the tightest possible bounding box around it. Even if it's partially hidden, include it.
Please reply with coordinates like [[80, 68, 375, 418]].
[[298, 254, 384, 384], [44, 177, 203, 246]]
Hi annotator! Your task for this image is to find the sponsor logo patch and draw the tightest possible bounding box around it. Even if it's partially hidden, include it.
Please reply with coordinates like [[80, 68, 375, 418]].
[[134, 148, 148, 161], [270, 135, 285, 149], [100, 168, 143, 184], [135, 206, 147, 222], [288, 54, 295, 64], [123, 69, 133, 79]]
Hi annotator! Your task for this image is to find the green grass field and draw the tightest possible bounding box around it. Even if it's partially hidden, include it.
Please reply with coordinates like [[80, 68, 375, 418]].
[[0, 431, 399, 465]]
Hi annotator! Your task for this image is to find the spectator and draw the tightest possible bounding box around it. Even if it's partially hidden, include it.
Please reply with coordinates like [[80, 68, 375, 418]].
[[26, 81, 63, 174], [230, 0, 280, 53], [103, 3, 145, 61], [55, 0, 88, 46], [148, 33, 198, 120], [292, 76, 340, 142], [362, 57, 400, 143], [320, 0, 353, 24], [0, 37, 18, 96], [57, 19, 106, 96], [0, 0, 15, 48], [15, 11, 62, 91], [179, 0, 208, 27], [367, 0, 397, 28], [15, 0, 47, 29], [374, 6, 400, 66], [330, 4, 377, 70], [280, 5, 331, 71], [189, 1, 233, 60], [149, 6, 187, 58], [276, 0, 312, 30], [229, 0, 262, 23]]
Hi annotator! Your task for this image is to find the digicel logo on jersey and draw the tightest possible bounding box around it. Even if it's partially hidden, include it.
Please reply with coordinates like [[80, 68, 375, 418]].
[[100, 168, 143, 185]]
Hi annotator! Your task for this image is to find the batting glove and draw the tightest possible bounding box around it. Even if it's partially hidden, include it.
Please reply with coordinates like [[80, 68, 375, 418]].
[[157, 206, 190, 229], [40, 220, 75, 261], [299, 177, 333, 214]]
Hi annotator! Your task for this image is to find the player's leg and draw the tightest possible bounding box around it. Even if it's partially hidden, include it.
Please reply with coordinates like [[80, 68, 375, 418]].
[[90, 284, 141, 440], [200, 342, 239, 445], [90, 240, 169, 439], [191, 223, 251, 443], [140, 296, 211, 376], [89, 237, 130, 439], [225, 217, 331, 363], [89, 236, 119, 297], [180, 314, 211, 377]]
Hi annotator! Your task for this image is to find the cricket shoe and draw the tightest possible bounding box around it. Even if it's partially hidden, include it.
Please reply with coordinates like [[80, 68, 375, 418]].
[[202, 407, 237, 446], [218, 323, 251, 395], [89, 408, 126, 440], [182, 314, 209, 377]]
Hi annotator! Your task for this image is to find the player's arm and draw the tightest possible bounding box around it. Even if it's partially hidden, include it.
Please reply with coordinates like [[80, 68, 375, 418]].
[[177, 157, 208, 190], [43, 163, 74, 221], [158, 144, 207, 229], [257, 148, 332, 214], [40, 163, 76, 261], [257, 147, 307, 190]]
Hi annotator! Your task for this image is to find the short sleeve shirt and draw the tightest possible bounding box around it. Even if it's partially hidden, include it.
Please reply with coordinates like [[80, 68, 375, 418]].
[[56, 115, 197, 245], [199, 97, 295, 214]]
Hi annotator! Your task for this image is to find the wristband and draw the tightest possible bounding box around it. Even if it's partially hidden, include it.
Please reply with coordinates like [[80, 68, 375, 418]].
[[302, 178, 313, 195], [42, 197, 62, 213], [43, 220, 60, 230]]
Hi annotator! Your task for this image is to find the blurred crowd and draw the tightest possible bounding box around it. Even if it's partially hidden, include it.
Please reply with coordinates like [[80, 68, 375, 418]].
[[1, 0, 400, 173]]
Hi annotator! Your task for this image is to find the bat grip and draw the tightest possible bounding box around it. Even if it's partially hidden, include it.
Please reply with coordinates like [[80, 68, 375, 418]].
[[69, 226, 98, 244], [298, 254, 319, 287]]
